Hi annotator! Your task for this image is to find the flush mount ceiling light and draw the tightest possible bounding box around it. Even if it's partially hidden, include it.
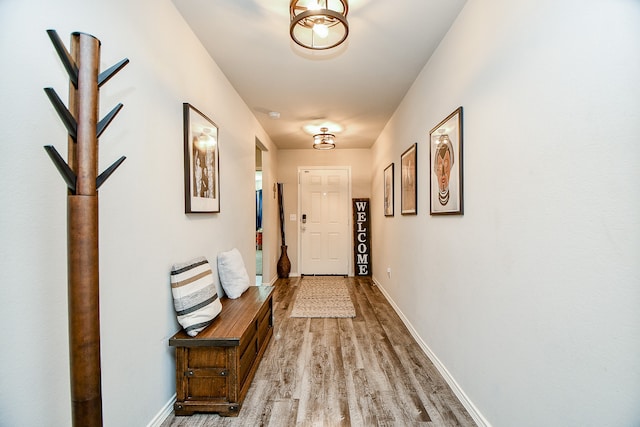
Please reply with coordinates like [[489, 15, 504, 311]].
[[290, 0, 349, 50], [303, 121, 343, 135], [313, 127, 336, 150]]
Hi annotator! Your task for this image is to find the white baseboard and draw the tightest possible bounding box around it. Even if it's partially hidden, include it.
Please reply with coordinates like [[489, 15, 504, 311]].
[[371, 276, 491, 427], [146, 393, 175, 427]]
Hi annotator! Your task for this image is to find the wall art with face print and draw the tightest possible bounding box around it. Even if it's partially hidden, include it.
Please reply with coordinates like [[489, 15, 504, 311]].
[[429, 107, 463, 215]]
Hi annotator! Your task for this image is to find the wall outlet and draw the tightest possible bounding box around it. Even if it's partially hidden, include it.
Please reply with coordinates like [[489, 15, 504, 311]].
[[386, 267, 391, 278]]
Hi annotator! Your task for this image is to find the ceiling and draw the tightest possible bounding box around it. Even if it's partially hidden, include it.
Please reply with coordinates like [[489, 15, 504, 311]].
[[172, 0, 467, 150]]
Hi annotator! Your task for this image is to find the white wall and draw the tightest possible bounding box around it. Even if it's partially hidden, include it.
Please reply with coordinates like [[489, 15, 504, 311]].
[[0, 1, 276, 426], [276, 148, 372, 275], [371, 0, 640, 426]]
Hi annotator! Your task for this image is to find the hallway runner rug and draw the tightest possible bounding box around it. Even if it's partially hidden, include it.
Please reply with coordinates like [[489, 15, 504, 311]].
[[290, 276, 356, 318]]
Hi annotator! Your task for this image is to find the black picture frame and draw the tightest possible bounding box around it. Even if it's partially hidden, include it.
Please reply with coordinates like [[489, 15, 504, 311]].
[[384, 163, 394, 217], [183, 103, 220, 213], [401, 143, 418, 215], [429, 107, 463, 215]]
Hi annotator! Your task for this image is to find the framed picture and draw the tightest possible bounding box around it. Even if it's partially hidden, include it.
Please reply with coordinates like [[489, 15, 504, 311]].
[[400, 143, 417, 215], [429, 107, 463, 215], [383, 163, 394, 217], [183, 103, 220, 213]]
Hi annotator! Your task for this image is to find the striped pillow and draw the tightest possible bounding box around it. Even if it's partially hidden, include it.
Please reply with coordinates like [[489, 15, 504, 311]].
[[170, 256, 222, 336]]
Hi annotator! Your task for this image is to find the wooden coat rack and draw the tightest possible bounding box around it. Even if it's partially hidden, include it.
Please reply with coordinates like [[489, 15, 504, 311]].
[[44, 29, 128, 427]]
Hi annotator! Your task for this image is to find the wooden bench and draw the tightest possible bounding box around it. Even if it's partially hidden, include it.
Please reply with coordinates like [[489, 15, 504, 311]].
[[169, 285, 275, 416]]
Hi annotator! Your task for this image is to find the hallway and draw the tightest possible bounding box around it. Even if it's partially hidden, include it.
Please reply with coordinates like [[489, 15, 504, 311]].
[[162, 277, 476, 426]]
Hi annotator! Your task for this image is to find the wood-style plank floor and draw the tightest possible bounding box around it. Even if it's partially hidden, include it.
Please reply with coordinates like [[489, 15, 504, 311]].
[[161, 276, 477, 427]]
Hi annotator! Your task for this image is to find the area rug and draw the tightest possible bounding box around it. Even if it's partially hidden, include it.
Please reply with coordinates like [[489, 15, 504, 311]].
[[290, 276, 356, 318]]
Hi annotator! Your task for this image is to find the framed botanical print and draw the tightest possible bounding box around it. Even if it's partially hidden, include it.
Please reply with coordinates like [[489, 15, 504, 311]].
[[183, 103, 220, 213], [384, 163, 394, 217], [429, 107, 463, 215], [400, 143, 417, 215]]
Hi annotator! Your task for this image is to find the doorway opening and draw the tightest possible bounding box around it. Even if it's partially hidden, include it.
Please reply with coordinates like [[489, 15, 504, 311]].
[[255, 145, 263, 285]]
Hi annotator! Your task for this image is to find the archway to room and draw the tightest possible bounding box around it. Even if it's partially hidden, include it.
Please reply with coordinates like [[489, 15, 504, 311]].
[[255, 141, 265, 285]]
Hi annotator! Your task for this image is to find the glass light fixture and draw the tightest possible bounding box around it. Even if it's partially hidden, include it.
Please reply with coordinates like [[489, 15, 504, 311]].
[[290, 0, 349, 50], [313, 127, 336, 150], [303, 121, 343, 135]]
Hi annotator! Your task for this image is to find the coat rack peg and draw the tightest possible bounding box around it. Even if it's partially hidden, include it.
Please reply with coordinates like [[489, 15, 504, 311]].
[[43, 87, 77, 140], [46, 29, 78, 87], [44, 145, 77, 193], [96, 156, 126, 190], [98, 58, 129, 87], [96, 103, 123, 138]]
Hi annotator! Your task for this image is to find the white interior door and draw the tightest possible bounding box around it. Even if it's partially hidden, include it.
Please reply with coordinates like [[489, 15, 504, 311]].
[[299, 168, 350, 275]]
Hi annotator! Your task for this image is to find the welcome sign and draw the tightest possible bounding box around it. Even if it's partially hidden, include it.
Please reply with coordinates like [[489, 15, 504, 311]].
[[353, 198, 371, 276]]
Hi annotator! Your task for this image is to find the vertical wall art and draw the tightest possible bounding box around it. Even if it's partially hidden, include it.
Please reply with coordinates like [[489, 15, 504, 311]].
[[429, 107, 463, 215], [183, 103, 220, 213], [383, 163, 394, 217], [401, 143, 418, 215]]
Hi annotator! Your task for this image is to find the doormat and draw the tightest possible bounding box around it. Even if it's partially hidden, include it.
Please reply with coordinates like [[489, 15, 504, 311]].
[[290, 277, 356, 318]]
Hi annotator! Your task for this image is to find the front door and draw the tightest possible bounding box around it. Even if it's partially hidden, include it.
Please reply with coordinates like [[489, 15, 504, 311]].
[[299, 168, 350, 275]]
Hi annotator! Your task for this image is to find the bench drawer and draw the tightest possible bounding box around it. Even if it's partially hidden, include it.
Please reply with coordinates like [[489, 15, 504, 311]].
[[257, 299, 272, 348], [239, 324, 258, 386], [180, 347, 229, 401]]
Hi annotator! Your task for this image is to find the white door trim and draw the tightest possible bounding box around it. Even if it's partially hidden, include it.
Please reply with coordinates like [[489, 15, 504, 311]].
[[297, 166, 353, 276]]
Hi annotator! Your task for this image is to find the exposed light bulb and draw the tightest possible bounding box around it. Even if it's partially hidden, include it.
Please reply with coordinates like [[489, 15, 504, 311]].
[[308, 1, 321, 10], [313, 23, 329, 38]]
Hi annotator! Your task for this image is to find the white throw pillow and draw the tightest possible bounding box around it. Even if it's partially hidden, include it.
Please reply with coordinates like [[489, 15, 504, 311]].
[[217, 248, 251, 299], [170, 256, 222, 336]]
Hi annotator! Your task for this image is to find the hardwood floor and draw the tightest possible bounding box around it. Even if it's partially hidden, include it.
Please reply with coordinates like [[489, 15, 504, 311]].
[[161, 276, 476, 427]]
